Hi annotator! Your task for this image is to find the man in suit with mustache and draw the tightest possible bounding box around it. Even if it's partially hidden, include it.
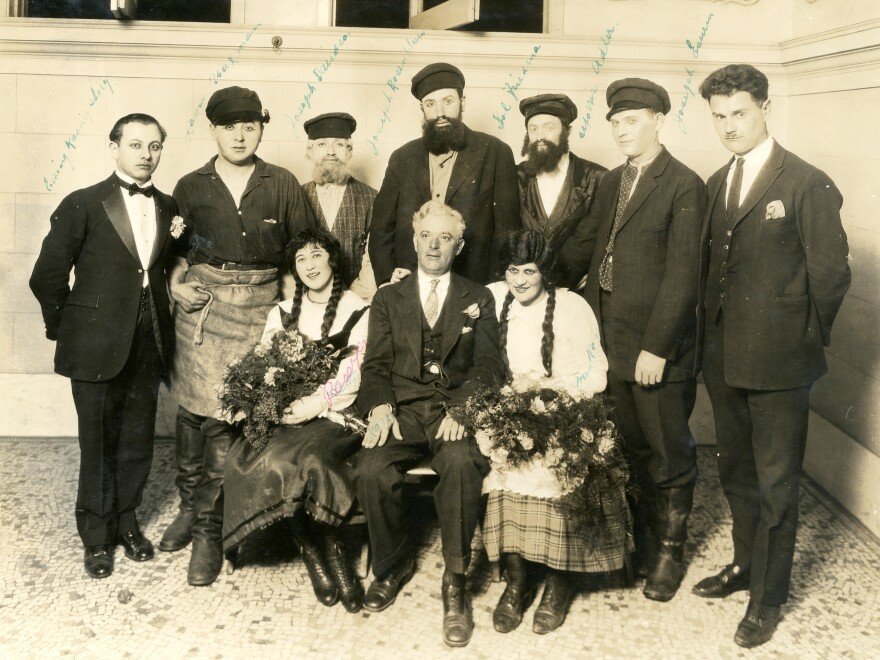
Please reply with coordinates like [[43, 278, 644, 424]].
[[355, 201, 503, 647], [584, 78, 706, 604], [693, 64, 851, 649], [369, 62, 519, 286], [30, 114, 178, 579]]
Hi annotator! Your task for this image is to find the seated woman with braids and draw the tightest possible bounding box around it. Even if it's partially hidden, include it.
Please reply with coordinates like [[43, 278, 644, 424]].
[[222, 228, 369, 613], [483, 229, 627, 634]]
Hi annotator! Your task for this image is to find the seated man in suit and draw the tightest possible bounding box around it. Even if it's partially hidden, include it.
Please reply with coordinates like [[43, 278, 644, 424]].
[[30, 113, 177, 579], [515, 93, 607, 288], [694, 64, 851, 649], [355, 201, 503, 647], [583, 78, 706, 603]]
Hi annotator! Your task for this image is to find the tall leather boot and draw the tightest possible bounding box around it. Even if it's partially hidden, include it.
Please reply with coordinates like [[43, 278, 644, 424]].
[[643, 481, 695, 602], [493, 553, 532, 633], [319, 523, 363, 613], [160, 410, 205, 552], [187, 421, 233, 587], [293, 520, 338, 607]]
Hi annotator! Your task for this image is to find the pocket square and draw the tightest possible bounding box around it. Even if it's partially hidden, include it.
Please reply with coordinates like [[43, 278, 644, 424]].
[[765, 200, 785, 220], [263, 218, 278, 224], [460, 327, 474, 335]]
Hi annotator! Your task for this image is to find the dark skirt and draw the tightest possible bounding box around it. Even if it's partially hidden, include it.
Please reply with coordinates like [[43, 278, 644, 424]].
[[222, 418, 361, 551]]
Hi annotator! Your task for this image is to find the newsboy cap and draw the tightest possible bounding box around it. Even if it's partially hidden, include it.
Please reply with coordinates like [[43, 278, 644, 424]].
[[605, 78, 671, 120], [206, 86, 269, 125], [303, 112, 357, 139], [519, 93, 579, 126], [411, 63, 465, 100]]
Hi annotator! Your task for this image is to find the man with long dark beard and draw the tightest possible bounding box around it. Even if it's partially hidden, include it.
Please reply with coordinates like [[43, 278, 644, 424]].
[[302, 112, 376, 298], [369, 62, 519, 285], [516, 93, 607, 288]]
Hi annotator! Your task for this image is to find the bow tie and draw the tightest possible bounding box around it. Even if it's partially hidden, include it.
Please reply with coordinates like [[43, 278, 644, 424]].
[[123, 181, 154, 198]]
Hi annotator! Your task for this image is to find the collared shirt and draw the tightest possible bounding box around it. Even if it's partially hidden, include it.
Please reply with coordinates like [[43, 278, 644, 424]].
[[535, 152, 570, 217], [428, 151, 458, 201], [116, 170, 156, 286], [315, 182, 346, 230], [627, 146, 663, 200], [417, 268, 451, 316], [726, 135, 774, 208], [172, 155, 315, 267]]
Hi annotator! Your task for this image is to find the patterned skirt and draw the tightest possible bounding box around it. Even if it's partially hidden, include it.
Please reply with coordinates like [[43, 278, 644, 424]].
[[482, 482, 633, 573]]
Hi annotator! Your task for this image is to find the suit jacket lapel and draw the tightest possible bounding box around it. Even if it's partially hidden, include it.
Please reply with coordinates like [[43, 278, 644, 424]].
[[148, 195, 171, 269], [616, 147, 669, 232], [440, 274, 468, 362], [445, 128, 482, 200], [731, 142, 785, 228], [101, 178, 140, 264], [396, 275, 424, 364]]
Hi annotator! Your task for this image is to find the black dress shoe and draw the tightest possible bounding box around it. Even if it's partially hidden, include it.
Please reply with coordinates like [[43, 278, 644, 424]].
[[692, 564, 749, 598], [325, 537, 364, 613], [734, 600, 781, 648], [293, 530, 338, 607], [532, 570, 570, 634], [84, 545, 114, 579], [119, 529, 155, 562], [493, 553, 532, 633], [441, 571, 473, 648], [363, 557, 415, 613]]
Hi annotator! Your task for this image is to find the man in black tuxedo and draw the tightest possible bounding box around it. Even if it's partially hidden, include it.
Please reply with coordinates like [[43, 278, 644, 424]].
[[30, 114, 177, 579], [356, 201, 503, 647], [369, 62, 519, 285], [693, 64, 851, 648], [584, 79, 706, 603]]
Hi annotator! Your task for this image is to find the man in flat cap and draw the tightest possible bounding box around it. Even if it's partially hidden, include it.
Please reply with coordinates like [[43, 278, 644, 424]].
[[693, 64, 850, 648], [163, 85, 315, 586], [516, 93, 607, 288], [369, 62, 519, 285], [30, 113, 177, 579], [583, 78, 706, 603], [302, 112, 377, 301]]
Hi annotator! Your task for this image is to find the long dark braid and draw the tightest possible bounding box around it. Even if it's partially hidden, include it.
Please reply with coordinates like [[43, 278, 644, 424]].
[[319, 274, 344, 342], [540, 286, 557, 377], [498, 291, 515, 382], [284, 280, 306, 331]]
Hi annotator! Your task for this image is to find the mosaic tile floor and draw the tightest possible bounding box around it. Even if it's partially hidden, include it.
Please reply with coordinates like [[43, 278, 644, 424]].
[[0, 439, 877, 659]]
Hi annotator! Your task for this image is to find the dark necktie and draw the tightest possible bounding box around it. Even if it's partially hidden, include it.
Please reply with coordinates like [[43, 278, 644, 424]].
[[726, 156, 744, 220], [598, 163, 639, 292], [125, 181, 154, 198]]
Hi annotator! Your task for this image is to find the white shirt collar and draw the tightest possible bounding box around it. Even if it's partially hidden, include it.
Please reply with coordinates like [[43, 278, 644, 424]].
[[732, 134, 774, 169]]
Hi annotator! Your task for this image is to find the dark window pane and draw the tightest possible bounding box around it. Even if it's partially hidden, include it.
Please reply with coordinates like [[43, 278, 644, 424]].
[[28, 0, 231, 22], [336, 0, 408, 29]]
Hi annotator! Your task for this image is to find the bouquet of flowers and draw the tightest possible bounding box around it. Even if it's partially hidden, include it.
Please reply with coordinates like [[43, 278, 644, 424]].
[[448, 385, 630, 535], [217, 330, 365, 451]]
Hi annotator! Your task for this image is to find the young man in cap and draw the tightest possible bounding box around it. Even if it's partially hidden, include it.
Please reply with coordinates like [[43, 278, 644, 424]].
[[583, 78, 706, 603], [163, 86, 315, 586], [516, 93, 607, 288], [694, 64, 850, 648], [302, 112, 376, 299], [30, 114, 177, 579], [369, 62, 519, 285]]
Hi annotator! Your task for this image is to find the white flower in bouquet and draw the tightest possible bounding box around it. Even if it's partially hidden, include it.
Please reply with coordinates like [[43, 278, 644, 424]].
[[475, 429, 494, 455], [529, 396, 546, 414], [517, 432, 534, 451], [500, 385, 515, 397], [545, 445, 564, 467], [580, 428, 595, 444], [598, 432, 615, 456], [490, 447, 509, 465], [263, 366, 284, 386]]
